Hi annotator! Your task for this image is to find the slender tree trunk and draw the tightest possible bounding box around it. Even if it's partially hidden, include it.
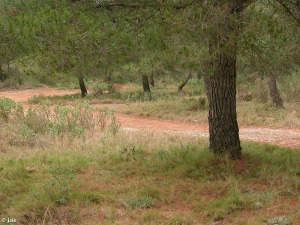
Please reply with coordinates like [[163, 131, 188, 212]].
[[178, 71, 192, 92], [7, 62, 10, 79], [207, 1, 244, 159], [268, 73, 284, 109], [107, 69, 112, 82], [79, 76, 88, 97], [196, 70, 202, 80], [149, 73, 155, 87], [142, 75, 151, 92]]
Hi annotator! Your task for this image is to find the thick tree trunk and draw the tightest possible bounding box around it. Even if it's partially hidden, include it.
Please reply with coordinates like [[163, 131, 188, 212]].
[[207, 1, 243, 159], [142, 75, 151, 92], [79, 76, 88, 97], [178, 71, 192, 92], [208, 48, 241, 159], [149, 73, 155, 87], [268, 73, 284, 109]]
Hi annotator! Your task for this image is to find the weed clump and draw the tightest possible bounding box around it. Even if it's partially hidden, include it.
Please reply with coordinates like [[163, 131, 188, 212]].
[[0, 99, 120, 148]]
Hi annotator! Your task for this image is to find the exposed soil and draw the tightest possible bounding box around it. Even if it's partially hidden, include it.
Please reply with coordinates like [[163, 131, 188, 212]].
[[1, 87, 299, 149], [0, 87, 78, 107]]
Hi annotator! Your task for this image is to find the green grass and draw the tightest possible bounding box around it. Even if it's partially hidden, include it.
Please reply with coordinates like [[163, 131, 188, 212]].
[[0, 127, 299, 224], [1, 82, 299, 224]]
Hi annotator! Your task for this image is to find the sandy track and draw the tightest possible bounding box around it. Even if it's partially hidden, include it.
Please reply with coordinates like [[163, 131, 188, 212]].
[[1, 87, 299, 149], [113, 113, 299, 149], [0, 87, 78, 104]]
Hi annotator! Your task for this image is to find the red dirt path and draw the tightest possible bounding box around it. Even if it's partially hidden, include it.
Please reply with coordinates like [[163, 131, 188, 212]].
[[0, 87, 299, 149]]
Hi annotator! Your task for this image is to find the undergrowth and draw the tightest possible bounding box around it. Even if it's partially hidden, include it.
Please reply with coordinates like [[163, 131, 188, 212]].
[[0, 98, 120, 148]]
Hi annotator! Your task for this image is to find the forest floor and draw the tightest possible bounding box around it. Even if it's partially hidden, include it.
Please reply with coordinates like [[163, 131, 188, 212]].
[[1, 87, 299, 225], [0, 87, 299, 149]]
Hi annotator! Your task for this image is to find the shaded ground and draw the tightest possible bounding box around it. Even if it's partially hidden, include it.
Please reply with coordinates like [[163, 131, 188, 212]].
[[1, 87, 299, 149]]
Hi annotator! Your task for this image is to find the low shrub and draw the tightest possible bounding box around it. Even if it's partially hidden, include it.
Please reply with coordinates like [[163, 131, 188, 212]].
[[0, 99, 120, 146], [0, 97, 23, 121]]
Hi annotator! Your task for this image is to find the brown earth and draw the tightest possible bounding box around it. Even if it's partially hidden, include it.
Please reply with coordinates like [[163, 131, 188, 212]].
[[0, 87, 299, 149]]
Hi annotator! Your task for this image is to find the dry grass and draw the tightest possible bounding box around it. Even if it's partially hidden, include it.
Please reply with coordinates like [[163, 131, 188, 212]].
[[1, 81, 299, 224], [113, 99, 300, 129], [0, 117, 299, 224], [26, 80, 300, 129]]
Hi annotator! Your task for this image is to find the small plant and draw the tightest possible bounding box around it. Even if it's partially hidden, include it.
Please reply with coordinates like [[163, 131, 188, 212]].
[[45, 166, 75, 206]]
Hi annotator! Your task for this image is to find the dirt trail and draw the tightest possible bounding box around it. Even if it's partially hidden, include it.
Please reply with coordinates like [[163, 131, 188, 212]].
[[1, 87, 299, 149], [0, 87, 78, 106]]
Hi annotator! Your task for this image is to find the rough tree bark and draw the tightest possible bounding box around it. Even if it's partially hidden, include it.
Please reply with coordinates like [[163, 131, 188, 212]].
[[178, 71, 192, 92], [149, 73, 155, 87], [79, 76, 88, 97], [268, 73, 284, 109], [207, 1, 247, 159], [142, 75, 151, 92]]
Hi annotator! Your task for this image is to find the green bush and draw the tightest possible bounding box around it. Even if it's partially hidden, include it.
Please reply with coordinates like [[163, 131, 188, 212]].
[[90, 80, 115, 96], [0, 98, 23, 121]]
